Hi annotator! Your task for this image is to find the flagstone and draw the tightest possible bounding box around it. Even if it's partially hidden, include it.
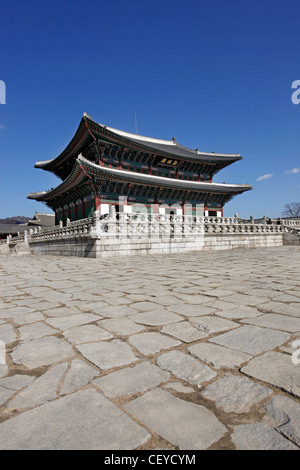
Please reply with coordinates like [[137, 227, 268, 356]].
[[46, 313, 100, 331], [63, 324, 113, 344], [157, 350, 216, 386], [231, 424, 297, 450], [125, 388, 226, 449], [0, 365, 8, 378], [60, 360, 99, 395], [210, 325, 290, 355], [264, 395, 300, 447], [98, 317, 145, 336], [128, 309, 183, 326], [168, 304, 217, 317], [201, 373, 272, 413], [92, 305, 137, 318], [0, 324, 16, 344], [0, 389, 150, 449], [161, 321, 208, 342], [0, 374, 35, 391], [76, 339, 137, 370], [0, 387, 15, 406], [11, 336, 74, 369], [93, 361, 169, 398], [129, 332, 181, 355], [188, 342, 251, 369], [8, 363, 68, 410], [216, 306, 263, 319], [44, 306, 83, 317], [241, 313, 300, 332], [241, 351, 300, 398], [18, 322, 56, 341], [190, 316, 239, 334]]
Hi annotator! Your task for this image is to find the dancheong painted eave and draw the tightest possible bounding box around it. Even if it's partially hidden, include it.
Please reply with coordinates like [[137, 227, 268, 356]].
[[34, 114, 243, 180], [28, 155, 253, 203]]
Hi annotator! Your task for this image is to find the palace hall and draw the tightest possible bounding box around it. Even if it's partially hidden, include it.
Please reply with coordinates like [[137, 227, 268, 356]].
[[28, 114, 252, 224]]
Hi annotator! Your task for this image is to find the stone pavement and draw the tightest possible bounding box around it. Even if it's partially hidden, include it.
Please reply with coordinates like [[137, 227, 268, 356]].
[[0, 246, 299, 450]]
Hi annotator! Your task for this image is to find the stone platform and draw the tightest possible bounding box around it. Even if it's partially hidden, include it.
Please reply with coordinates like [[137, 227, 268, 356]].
[[0, 246, 299, 450]]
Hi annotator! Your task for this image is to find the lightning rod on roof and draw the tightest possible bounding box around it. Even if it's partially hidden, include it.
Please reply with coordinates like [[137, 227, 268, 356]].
[[135, 113, 138, 135]]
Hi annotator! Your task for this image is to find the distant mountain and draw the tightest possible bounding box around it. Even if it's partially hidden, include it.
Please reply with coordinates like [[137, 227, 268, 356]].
[[0, 216, 31, 225]]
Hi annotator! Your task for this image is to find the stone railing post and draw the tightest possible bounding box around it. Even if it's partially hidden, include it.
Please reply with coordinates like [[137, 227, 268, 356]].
[[149, 214, 159, 239], [89, 210, 101, 237], [173, 215, 182, 237]]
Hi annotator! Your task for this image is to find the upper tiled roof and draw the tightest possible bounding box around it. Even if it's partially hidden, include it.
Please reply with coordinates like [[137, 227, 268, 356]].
[[34, 114, 243, 179]]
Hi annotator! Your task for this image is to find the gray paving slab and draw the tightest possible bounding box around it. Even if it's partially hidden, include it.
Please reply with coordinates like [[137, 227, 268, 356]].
[[209, 325, 290, 355], [0, 324, 16, 344], [0, 247, 300, 450], [63, 324, 113, 344], [76, 339, 138, 370], [125, 388, 227, 449], [129, 332, 181, 355], [161, 321, 208, 342], [157, 350, 216, 386], [93, 361, 170, 397], [241, 351, 300, 398], [92, 305, 137, 317], [188, 342, 251, 369], [231, 424, 298, 450], [0, 389, 151, 449], [0, 365, 8, 379], [128, 309, 183, 326], [60, 359, 99, 395], [241, 313, 300, 332], [98, 317, 145, 335], [46, 313, 100, 331], [0, 387, 15, 406], [216, 306, 263, 319], [8, 363, 68, 410], [168, 304, 217, 316], [264, 395, 300, 447], [43, 306, 83, 317], [0, 374, 35, 391], [18, 322, 57, 341], [11, 336, 74, 369], [201, 373, 272, 413], [190, 315, 239, 334]]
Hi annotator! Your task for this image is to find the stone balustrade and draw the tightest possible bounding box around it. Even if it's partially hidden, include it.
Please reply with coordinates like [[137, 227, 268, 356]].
[[282, 219, 300, 227], [2, 213, 286, 247], [0, 212, 286, 257]]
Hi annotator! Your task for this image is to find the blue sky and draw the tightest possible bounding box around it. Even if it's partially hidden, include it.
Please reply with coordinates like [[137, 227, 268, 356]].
[[0, 0, 299, 219]]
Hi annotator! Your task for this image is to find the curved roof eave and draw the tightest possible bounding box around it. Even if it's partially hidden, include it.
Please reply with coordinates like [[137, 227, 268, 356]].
[[29, 155, 252, 202], [33, 115, 243, 174]]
